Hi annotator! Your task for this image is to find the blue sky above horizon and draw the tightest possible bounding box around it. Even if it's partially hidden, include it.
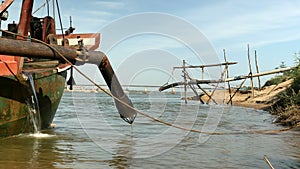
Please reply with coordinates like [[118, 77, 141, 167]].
[[4, 0, 300, 87]]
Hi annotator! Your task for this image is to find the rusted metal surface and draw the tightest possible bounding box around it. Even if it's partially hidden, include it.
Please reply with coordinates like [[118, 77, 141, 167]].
[[42, 16, 56, 42], [0, 55, 18, 76], [0, 69, 66, 137], [0, 37, 103, 63], [15, 0, 34, 73], [0, 0, 14, 15], [0, 37, 137, 124], [17, 0, 33, 37], [99, 56, 136, 123], [56, 33, 101, 50], [0, 0, 136, 137], [0, 116, 31, 137], [0, 75, 33, 137], [32, 69, 66, 129], [0, 38, 78, 61]]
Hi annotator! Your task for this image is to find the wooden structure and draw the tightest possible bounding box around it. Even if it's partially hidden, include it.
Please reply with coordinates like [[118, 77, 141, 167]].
[[160, 60, 238, 104], [159, 49, 295, 105]]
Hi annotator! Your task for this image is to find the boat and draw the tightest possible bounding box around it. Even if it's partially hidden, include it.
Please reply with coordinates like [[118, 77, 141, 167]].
[[0, 0, 136, 137]]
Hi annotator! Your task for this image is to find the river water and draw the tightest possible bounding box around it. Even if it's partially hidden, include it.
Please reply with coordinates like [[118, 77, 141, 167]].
[[0, 91, 299, 169]]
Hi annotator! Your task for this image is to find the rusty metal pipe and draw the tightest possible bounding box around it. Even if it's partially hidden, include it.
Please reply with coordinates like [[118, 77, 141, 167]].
[[85, 51, 136, 123], [0, 38, 78, 60], [0, 37, 137, 124], [85, 50, 136, 123], [97, 55, 136, 123]]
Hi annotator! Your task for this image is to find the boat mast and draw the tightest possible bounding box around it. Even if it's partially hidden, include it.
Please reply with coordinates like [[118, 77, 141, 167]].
[[15, 0, 34, 73], [17, 0, 33, 38]]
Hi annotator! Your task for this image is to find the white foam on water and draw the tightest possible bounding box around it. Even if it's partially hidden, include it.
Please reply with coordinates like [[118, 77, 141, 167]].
[[28, 132, 56, 138]]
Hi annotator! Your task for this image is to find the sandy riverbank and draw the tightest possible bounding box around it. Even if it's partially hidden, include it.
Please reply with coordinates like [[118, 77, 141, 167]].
[[200, 79, 293, 110], [200, 79, 300, 126]]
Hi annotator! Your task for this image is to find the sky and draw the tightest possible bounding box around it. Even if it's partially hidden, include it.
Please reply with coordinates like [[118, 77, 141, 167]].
[[3, 0, 300, 88]]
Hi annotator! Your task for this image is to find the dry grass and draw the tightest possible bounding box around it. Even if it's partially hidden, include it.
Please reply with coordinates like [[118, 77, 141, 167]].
[[272, 104, 300, 126]]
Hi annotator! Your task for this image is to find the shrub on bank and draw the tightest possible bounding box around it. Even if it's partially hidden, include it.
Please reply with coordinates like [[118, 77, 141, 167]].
[[270, 65, 300, 126]]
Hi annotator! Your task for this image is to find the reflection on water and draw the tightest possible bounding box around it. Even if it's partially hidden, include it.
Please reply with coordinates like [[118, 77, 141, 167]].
[[108, 137, 135, 169], [0, 132, 59, 168], [0, 92, 299, 169]]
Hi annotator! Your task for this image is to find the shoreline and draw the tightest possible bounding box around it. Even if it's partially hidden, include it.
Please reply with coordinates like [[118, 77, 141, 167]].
[[201, 79, 293, 110], [200, 79, 300, 126]]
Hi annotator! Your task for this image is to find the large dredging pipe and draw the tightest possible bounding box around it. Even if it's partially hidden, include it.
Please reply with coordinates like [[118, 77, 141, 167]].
[[0, 38, 136, 124]]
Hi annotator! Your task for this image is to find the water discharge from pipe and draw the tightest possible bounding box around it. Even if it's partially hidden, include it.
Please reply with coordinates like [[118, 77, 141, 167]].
[[25, 73, 42, 134], [0, 38, 137, 124]]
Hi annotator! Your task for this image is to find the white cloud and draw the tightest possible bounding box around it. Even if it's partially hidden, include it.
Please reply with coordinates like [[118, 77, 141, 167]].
[[93, 1, 125, 9], [84, 10, 114, 17], [185, 1, 300, 44]]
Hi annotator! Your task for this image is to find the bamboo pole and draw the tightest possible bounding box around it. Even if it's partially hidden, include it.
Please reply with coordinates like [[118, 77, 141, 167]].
[[247, 44, 254, 98], [159, 67, 295, 91], [183, 60, 187, 104], [223, 49, 233, 105], [223, 49, 227, 104], [196, 84, 217, 104], [183, 68, 205, 104], [225, 67, 293, 82], [206, 66, 228, 104], [224, 66, 226, 104], [188, 84, 204, 104], [255, 50, 261, 90], [264, 155, 275, 169], [227, 73, 249, 104], [173, 61, 237, 69]]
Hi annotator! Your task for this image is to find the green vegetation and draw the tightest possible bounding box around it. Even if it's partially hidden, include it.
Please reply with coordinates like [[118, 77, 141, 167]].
[[268, 61, 300, 126], [263, 62, 295, 87]]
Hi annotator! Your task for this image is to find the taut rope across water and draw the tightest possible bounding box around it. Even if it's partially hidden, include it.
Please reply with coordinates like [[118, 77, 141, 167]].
[[1, 29, 298, 135]]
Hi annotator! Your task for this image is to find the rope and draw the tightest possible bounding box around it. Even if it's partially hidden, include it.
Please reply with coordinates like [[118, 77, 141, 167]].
[[33, 0, 50, 15], [0, 29, 298, 135], [55, 0, 65, 41]]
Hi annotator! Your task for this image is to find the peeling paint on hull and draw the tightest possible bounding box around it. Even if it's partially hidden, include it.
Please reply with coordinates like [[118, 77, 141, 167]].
[[0, 70, 66, 137]]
